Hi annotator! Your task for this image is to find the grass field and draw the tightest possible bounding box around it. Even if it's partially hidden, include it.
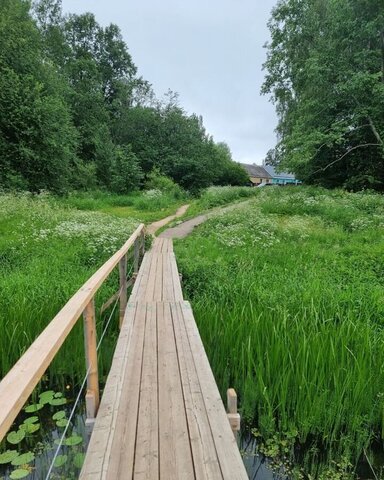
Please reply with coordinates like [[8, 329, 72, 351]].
[[174, 186, 384, 478], [0, 189, 184, 384]]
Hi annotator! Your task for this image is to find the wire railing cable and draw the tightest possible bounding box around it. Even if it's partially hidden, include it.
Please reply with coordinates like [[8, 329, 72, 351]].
[[44, 285, 123, 480]]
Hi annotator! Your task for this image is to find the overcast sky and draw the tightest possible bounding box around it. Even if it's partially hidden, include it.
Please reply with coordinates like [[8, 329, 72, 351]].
[[61, 0, 278, 165]]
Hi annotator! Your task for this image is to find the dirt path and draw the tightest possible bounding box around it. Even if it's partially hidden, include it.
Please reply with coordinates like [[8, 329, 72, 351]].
[[159, 199, 252, 239], [146, 204, 190, 235], [158, 214, 208, 239]]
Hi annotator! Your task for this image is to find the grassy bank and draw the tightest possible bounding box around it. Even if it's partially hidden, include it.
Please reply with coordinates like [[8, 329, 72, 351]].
[[174, 186, 384, 478]]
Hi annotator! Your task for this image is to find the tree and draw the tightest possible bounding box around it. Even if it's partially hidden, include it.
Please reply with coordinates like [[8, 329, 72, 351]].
[[110, 146, 143, 194], [262, 0, 384, 190], [0, 0, 78, 192]]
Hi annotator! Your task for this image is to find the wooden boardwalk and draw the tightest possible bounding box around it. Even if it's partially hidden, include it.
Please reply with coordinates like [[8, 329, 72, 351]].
[[80, 238, 248, 479]]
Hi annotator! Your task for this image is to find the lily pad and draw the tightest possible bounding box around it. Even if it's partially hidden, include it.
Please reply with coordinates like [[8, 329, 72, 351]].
[[54, 454, 67, 468], [39, 390, 55, 404], [23, 417, 39, 425], [56, 419, 68, 428], [11, 452, 35, 466], [10, 469, 30, 479], [24, 403, 44, 413], [52, 411, 66, 421], [20, 423, 40, 434], [63, 435, 82, 446], [0, 450, 18, 465], [7, 430, 26, 445], [73, 452, 85, 469], [49, 398, 67, 406]]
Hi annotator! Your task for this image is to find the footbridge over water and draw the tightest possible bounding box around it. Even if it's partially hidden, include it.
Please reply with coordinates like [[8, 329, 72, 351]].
[[0, 227, 247, 479]]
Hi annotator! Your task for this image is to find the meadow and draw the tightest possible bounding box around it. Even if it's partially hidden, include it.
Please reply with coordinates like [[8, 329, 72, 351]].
[[0, 188, 184, 383], [174, 186, 384, 479]]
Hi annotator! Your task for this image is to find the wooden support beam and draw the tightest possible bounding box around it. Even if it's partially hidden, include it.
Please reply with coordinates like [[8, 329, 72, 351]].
[[227, 388, 240, 438], [83, 299, 100, 421], [119, 255, 127, 328]]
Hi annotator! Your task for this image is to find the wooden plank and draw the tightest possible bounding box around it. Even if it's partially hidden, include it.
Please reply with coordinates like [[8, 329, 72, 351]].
[[129, 252, 151, 302], [171, 302, 223, 479], [143, 253, 158, 302], [134, 303, 159, 479], [170, 253, 184, 301], [180, 301, 248, 479], [0, 223, 144, 442], [162, 253, 175, 302], [153, 253, 164, 301], [80, 302, 138, 477], [158, 302, 195, 480], [106, 302, 148, 479]]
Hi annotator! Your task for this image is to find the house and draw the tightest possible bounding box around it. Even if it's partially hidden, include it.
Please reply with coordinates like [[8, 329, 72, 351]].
[[240, 163, 272, 186], [263, 165, 301, 185]]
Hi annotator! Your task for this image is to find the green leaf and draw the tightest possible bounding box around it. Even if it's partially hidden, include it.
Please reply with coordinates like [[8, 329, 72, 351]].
[[39, 390, 55, 404], [56, 419, 68, 428], [54, 454, 67, 468], [73, 452, 85, 469], [23, 417, 39, 425], [49, 398, 67, 406], [11, 452, 35, 466], [52, 411, 66, 421], [24, 403, 44, 413], [10, 469, 30, 479], [19, 423, 40, 434], [0, 450, 19, 464], [7, 430, 26, 445], [53, 392, 63, 398], [63, 435, 83, 446]]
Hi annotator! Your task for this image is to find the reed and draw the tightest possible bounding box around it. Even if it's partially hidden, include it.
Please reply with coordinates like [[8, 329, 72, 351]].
[[175, 186, 384, 475]]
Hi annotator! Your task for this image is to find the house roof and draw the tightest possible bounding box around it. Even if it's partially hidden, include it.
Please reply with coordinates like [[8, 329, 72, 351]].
[[240, 163, 272, 179], [263, 165, 296, 180]]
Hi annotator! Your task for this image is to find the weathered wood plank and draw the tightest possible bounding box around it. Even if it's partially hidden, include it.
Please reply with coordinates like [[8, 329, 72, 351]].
[[130, 252, 151, 302], [153, 253, 163, 301], [80, 302, 138, 477], [180, 301, 248, 479], [171, 302, 223, 479], [162, 253, 174, 302], [108, 302, 147, 479], [134, 303, 159, 479], [158, 302, 195, 480], [171, 253, 183, 301]]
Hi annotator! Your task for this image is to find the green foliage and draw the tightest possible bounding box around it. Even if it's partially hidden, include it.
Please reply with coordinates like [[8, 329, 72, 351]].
[[175, 186, 384, 477], [0, 0, 78, 193], [110, 145, 143, 194], [263, 0, 384, 190]]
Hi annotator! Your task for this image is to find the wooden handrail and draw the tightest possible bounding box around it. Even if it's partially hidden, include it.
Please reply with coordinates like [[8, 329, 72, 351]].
[[0, 223, 145, 441]]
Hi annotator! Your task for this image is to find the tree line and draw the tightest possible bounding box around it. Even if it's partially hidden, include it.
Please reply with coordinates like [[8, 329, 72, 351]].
[[0, 0, 248, 194], [263, 0, 384, 191]]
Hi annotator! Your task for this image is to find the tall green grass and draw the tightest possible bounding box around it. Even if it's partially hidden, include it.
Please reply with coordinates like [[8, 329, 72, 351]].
[[174, 186, 384, 476], [0, 193, 140, 383], [59, 188, 187, 222]]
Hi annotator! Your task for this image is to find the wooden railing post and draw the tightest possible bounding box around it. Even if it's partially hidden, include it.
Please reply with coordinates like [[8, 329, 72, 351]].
[[227, 388, 240, 439], [140, 230, 145, 256], [134, 236, 140, 274], [83, 299, 100, 424], [119, 255, 127, 328]]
